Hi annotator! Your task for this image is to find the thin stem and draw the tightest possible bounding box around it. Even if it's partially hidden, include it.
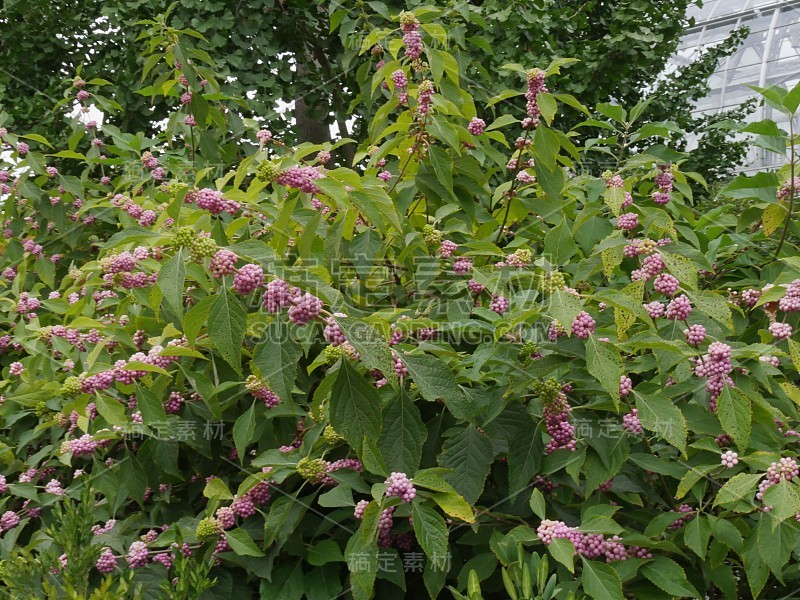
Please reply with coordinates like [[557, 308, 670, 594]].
[[773, 116, 796, 261], [615, 122, 631, 170], [493, 128, 533, 244]]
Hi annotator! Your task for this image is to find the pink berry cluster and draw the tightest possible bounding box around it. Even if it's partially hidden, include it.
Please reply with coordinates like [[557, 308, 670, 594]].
[[536, 520, 648, 563], [126, 541, 149, 568], [653, 273, 679, 296], [399, 11, 423, 60], [644, 301, 665, 319], [453, 256, 472, 274], [777, 176, 800, 201], [769, 321, 793, 341], [275, 165, 324, 194], [0, 511, 19, 532], [619, 375, 633, 398], [323, 316, 346, 346], [185, 188, 240, 216], [489, 294, 509, 316], [684, 324, 706, 346], [616, 212, 638, 231], [95, 547, 117, 573], [665, 294, 692, 320], [416, 80, 434, 117], [288, 292, 323, 325], [691, 342, 733, 409], [385, 472, 416, 502], [232, 263, 264, 295], [622, 409, 643, 434], [319, 459, 364, 486], [468, 117, 485, 136], [245, 375, 281, 408], [209, 249, 238, 278], [720, 450, 738, 468], [525, 68, 548, 122], [542, 390, 576, 454], [438, 240, 457, 258], [668, 504, 694, 530], [262, 278, 294, 312], [571, 311, 595, 339], [757, 458, 799, 505], [163, 392, 184, 414]]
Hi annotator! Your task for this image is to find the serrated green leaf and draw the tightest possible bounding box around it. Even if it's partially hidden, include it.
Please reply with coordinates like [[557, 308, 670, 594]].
[[208, 289, 246, 375], [438, 425, 493, 504], [635, 392, 687, 454], [330, 360, 382, 449], [379, 389, 427, 474], [581, 557, 624, 600], [717, 386, 751, 452], [642, 556, 700, 598]]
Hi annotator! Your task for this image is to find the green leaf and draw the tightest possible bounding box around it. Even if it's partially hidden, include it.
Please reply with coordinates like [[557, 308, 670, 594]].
[[538, 92, 558, 126], [603, 187, 626, 216], [717, 386, 751, 452], [412, 501, 450, 562], [549, 538, 575, 573], [634, 392, 687, 454], [683, 514, 711, 560], [762, 480, 800, 527], [401, 353, 472, 421], [333, 316, 396, 388], [329, 360, 382, 449], [757, 517, 794, 581], [787, 338, 800, 373], [547, 290, 583, 336], [687, 290, 732, 329], [543, 219, 578, 265], [586, 337, 622, 404], [232, 402, 256, 461], [208, 289, 246, 376], [580, 557, 624, 600], [660, 252, 698, 290], [642, 557, 700, 598], [157, 249, 186, 322], [226, 528, 264, 557], [203, 477, 233, 501], [95, 395, 128, 427], [361, 438, 387, 477], [379, 389, 427, 474], [346, 531, 378, 600], [429, 491, 474, 523], [507, 411, 541, 493], [529, 488, 546, 520], [713, 473, 762, 509], [438, 425, 493, 504], [252, 320, 301, 404], [307, 539, 344, 566]]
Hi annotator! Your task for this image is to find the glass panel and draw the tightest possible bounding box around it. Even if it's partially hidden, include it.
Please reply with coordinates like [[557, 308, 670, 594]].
[[713, 0, 751, 18], [687, 0, 719, 22]]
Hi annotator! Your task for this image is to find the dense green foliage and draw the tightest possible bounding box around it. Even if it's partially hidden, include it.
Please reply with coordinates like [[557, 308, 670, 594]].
[[1, 6, 800, 600], [1, 0, 750, 185]]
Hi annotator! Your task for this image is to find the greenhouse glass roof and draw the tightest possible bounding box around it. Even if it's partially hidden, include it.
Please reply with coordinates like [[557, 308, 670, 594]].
[[675, 0, 800, 171]]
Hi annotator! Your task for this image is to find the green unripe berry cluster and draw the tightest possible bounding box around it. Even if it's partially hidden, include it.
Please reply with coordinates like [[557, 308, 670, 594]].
[[518, 341, 538, 363], [423, 224, 442, 245], [256, 160, 280, 183], [174, 227, 195, 248], [532, 377, 562, 403], [189, 237, 218, 262], [323, 425, 341, 445], [296, 457, 327, 481], [196, 518, 219, 542], [323, 345, 342, 364], [60, 376, 83, 398], [540, 271, 565, 294]]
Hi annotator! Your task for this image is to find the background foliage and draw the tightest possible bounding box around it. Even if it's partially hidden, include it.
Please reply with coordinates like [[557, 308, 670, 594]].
[[0, 4, 799, 600]]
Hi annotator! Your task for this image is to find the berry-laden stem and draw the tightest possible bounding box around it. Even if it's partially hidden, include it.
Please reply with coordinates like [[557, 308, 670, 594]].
[[494, 128, 533, 244], [773, 116, 796, 261], [622, 393, 678, 510]]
